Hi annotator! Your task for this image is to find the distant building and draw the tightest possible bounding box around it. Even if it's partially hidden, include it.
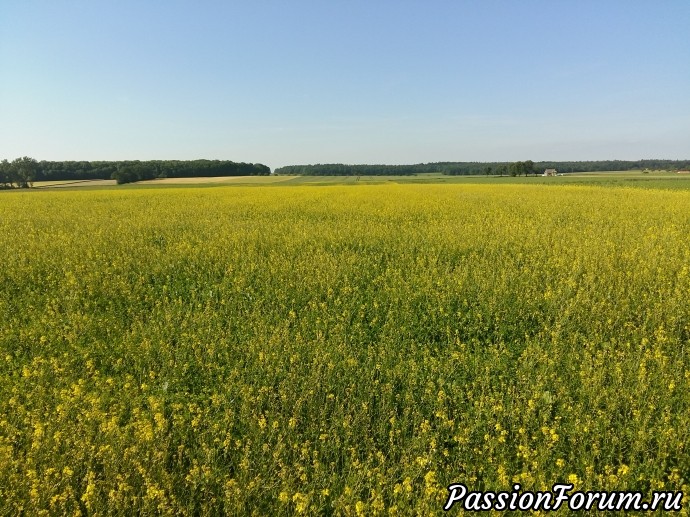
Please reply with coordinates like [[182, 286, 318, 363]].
[[543, 169, 557, 177]]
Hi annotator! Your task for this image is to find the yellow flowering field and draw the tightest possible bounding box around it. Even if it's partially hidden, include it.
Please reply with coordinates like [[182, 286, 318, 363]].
[[1, 184, 689, 515]]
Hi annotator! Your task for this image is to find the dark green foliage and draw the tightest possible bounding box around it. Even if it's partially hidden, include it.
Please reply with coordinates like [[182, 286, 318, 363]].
[[0, 159, 271, 185], [0, 159, 11, 189], [0, 157, 38, 188], [275, 163, 422, 176], [275, 160, 690, 176], [508, 160, 536, 177]]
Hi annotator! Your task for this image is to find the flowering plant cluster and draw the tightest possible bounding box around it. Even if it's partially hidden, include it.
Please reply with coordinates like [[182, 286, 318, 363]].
[[1, 184, 689, 514]]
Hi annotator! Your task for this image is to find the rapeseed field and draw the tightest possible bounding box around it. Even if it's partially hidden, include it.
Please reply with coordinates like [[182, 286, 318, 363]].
[[1, 184, 689, 514]]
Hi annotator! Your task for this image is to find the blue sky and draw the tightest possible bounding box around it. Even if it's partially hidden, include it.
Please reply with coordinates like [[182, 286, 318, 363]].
[[1, 1, 688, 170]]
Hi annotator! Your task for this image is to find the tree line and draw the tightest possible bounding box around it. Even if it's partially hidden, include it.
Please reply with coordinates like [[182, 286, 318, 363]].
[[108, 160, 270, 184], [275, 160, 690, 176], [0, 158, 271, 188], [4, 157, 690, 189], [275, 164, 420, 176]]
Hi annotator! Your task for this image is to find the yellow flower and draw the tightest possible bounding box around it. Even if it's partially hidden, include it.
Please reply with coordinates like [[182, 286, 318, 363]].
[[292, 492, 308, 513]]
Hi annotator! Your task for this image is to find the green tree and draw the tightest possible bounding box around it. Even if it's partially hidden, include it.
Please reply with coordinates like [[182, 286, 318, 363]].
[[0, 159, 11, 188], [524, 160, 535, 176], [508, 161, 535, 177], [11, 157, 37, 188]]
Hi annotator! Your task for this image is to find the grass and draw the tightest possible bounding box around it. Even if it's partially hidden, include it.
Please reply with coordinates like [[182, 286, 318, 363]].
[[1, 183, 690, 514], [30, 170, 690, 191], [33, 179, 118, 188]]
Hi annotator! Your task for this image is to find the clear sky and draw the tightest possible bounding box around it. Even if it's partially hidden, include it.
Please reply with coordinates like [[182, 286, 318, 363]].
[[1, 1, 689, 170]]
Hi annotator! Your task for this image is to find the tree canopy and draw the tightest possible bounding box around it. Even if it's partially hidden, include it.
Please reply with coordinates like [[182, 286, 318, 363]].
[[275, 160, 690, 176], [0, 159, 271, 186], [0, 157, 38, 188]]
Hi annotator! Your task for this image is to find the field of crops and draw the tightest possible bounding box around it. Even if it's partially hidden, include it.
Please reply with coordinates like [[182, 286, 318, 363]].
[[2, 183, 690, 514]]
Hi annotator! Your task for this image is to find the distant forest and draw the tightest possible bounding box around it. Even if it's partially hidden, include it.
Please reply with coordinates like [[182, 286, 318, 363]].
[[0, 158, 271, 187], [275, 160, 690, 176], [4, 157, 690, 189]]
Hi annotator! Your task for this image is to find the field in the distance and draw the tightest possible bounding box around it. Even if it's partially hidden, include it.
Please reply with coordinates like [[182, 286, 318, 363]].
[[1, 183, 690, 514], [32, 169, 690, 191]]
